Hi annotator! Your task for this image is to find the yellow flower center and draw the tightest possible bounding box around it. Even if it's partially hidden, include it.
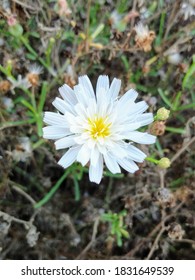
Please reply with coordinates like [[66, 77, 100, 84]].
[[88, 116, 111, 140]]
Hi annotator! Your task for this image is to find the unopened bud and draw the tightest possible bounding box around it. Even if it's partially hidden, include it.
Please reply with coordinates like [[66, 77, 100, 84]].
[[158, 157, 171, 169], [156, 107, 170, 121], [49, 37, 55, 44]]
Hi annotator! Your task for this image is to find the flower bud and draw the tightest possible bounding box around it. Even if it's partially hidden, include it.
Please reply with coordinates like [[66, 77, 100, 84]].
[[156, 107, 170, 121], [158, 157, 171, 169]]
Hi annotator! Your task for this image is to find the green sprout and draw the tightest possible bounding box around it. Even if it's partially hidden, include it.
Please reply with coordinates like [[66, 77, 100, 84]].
[[101, 210, 129, 247]]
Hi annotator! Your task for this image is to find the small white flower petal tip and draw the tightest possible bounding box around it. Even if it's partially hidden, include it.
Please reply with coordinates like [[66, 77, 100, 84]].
[[43, 75, 156, 184]]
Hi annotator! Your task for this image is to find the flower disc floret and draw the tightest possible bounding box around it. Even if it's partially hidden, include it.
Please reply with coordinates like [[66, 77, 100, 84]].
[[43, 75, 156, 184]]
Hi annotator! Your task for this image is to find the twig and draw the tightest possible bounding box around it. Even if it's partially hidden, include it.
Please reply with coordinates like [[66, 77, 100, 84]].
[[12, 0, 39, 11], [125, 202, 184, 258], [145, 226, 168, 260], [158, 169, 166, 189], [0, 210, 32, 228], [130, 0, 137, 29], [76, 216, 100, 259], [171, 239, 195, 245], [163, 1, 180, 39], [85, 0, 91, 52], [171, 136, 195, 164], [12, 184, 36, 205]]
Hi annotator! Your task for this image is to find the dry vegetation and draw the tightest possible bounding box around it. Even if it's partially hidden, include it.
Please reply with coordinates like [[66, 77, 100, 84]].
[[0, 0, 195, 259]]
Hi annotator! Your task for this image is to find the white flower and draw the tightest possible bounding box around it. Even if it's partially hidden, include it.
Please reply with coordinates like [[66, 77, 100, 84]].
[[8, 75, 31, 92], [180, 2, 195, 20], [134, 22, 155, 52], [109, 10, 122, 28], [43, 75, 156, 184], [27, 64, 43, 75], [134, 22, 150, 38]]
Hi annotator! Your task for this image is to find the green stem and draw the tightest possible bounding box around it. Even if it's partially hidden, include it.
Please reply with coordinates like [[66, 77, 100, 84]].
[[165, 126, 185, 134], [145, 157, 159, 164], [0, 118, 35, 131], [34, 169, 70, 209], [72, 176, 80, 201], [20, 36, 55, 76]]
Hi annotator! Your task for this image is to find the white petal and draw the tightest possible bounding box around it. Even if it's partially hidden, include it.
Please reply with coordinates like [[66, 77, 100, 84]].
[[127, 145, 146, 162], [109, 142, 128, 158], [126, 131, 156, 144], [90, 146, 100, 166], [73, 128, 86, 135], [78, 75, 95, 98], [117, 158, 139, 173], [55, 135, 75, 150], [74, 84, 89, 107], [74, 103, 88, 119], [116, 122, 141, 134], [86, 98, 97, 118], [58, 146, 80, 168], [74, 135, 87, 145], [107, 78, 121, 100], [96, 75, 109, 97], [117, 100, 148, 123], [43, 126, 70, 139], [76, 143, 91, 166], [96, 88, 110, 117], [104, 153, 121, 174], [52, 97, 75, 114], [135, 112, 154, 126], [43, 112, 68, 126], [59, 84, 77, 105], [118, 88, 138, 105], [89, 154, 103, 184], [65, 112, 77, 125], [129, 101, 148, 115]]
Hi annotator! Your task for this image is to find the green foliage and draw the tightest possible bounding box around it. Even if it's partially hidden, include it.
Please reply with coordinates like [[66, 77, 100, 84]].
[[101, 210, 130, 247]]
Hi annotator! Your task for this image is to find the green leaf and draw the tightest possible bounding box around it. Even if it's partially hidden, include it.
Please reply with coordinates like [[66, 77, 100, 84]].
[[26, 53, 37, 60], [20, 99, 36, 114], [158, 88, 172, 108], [34, 169, 70, 209], [182, 55, 195, 89], [172, 91, 182, 111], [38, 82, 48, 113], [165, 126, 185, 134]]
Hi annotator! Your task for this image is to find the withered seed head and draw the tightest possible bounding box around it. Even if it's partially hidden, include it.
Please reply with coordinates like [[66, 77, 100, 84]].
[[134, 22, 155, 52], [27, 73, 39, 87], [150, 121, 166, 136], [0, 80, 11, 94]]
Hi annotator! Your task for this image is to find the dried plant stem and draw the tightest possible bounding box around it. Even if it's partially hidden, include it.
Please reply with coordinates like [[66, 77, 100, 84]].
[[172, 239, 195, 245], [130, 0, 137, 29], [0, 210, 33, 228], [171, 136, 195, 164], [163, 1, 180, 39], [85, 0, 91, 52], [125, 202, 184, 258], [12, 184, 36, 205], [76, 217, 100, 259], [12, 0, 38, 11], [145, 226, 168, 260], [158, 169, 165, 188]]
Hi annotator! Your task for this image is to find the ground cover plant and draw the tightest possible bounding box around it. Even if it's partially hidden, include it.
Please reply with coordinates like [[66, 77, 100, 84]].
[[0, 0, 195, 260]]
